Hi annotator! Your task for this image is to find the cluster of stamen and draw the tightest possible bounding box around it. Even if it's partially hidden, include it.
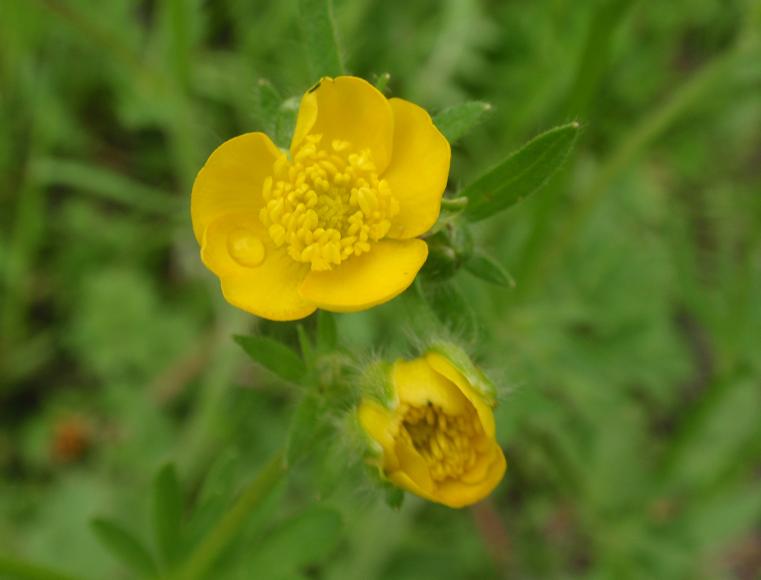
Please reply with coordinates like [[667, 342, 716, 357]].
[[398, 401, 484, 482], [259, 134, 399, 271]]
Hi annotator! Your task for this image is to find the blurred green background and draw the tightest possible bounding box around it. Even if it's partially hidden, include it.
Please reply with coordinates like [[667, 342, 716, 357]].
[[1, 0, 761, 578]]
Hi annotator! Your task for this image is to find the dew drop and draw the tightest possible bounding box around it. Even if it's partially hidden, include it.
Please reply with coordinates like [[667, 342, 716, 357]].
[[227, 228, 265, 268]]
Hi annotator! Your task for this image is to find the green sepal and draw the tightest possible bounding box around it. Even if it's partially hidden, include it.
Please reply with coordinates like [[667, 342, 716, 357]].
[[384, 484, 405, 510], [358, 359, 396, 409], [420, 222, 473, 281]]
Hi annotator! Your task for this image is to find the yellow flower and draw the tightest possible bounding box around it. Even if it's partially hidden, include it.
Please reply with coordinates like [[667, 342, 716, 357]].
[[358, 345, 506, 508], [191, 76, 451, 321]]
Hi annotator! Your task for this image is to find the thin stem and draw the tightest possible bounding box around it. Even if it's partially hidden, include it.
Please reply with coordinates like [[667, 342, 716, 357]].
[[176, 450, 286, 580]]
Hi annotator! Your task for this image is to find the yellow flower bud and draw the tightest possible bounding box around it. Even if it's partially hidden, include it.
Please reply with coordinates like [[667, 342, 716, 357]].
[[358, 345, 506, 508]]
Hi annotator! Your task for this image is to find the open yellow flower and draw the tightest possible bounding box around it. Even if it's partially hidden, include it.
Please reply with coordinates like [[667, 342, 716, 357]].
[[358, 345, 506, 508], [191, 76, 451, 320]]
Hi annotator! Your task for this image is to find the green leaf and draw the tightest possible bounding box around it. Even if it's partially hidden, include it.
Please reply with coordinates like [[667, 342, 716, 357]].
[[275, 97, 300, 150], [316, 310, 337, 351], [253, 79, 282, 137], [462, 122, 581, 222], [433, 101, 492, 143], [298, 0, 344, 78], [465, 252, 516, 287], [234, 335, 307, 383], [153, 463, 184, 566], [199, 451, 239, 507], [245, 507, 343, 577], [91, 518, 159, 578]]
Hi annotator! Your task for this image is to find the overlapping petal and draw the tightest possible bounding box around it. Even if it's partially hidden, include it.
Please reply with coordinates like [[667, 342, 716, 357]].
[[201, 212, 315, 321], [191, 132, 283, 242], [299, 239, 427, 312], [291, 76, 395, 173], [384, 98, 451, 240], [358, 349, 506, 508]]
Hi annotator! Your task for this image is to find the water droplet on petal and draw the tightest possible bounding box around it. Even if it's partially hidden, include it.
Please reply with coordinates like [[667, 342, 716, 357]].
[[227, 228, 265, 268]]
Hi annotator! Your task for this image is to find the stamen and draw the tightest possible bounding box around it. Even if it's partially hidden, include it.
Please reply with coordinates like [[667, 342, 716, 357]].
[[400, 401, 486, 483], [259, 134, 399, 271]]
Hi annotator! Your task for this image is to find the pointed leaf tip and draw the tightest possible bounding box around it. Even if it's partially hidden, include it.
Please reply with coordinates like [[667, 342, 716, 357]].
[[462, 123, 581, 222]]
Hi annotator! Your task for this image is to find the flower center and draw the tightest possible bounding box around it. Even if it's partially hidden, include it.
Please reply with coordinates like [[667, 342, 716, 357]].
[[259, 134, 399, 271], [399, 401, 484, 482]]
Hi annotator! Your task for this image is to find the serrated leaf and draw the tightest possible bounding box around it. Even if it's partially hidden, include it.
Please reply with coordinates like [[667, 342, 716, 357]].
[[465, 252, 516, 287], [234, 335, 307, 383], [462, 122, 580, 222], [245, 507, 343, 576], [433, 101, 492, 143], [316, 310, 337, 351], [91, 518, 159, 578], [153, 463, 183, 566], [298, 0, 344, 78]]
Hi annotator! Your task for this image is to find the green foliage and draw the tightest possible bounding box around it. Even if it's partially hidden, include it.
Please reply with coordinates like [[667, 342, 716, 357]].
[[462, 122, 581, 221], [234, 335, 307, 384], [298, 0, 344, 78], [152, 463, 184, 567], [1, 0, 760, 579], [244, 507, 343, 577], [464, 252, 515, 288], [433, 101, 493, 143], [91, 518, 158, 578]]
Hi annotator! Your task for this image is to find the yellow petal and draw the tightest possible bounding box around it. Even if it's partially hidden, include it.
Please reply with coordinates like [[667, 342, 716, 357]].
[[290, 76, 394, 173], [200, 212, 315, 321], [426, 352, 496, 437], [393, 438, 434, 493], [384, 98, 451, 239], [433, 447, 507, 508], [358, 400, 400, 472], [460, 441, 502, 485], [388, 471, 439, 503], [298, 239, 427, 312], [392, 358, 470, 416], [191, 132, 283, 242]]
